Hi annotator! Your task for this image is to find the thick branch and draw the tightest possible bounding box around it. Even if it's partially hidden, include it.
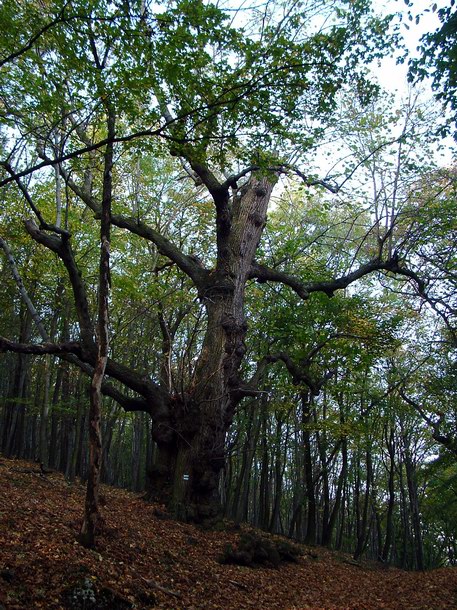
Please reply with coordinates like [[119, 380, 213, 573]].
[[24, 219, 95, 347], [67, 356, 152, 413], [111, 214, 209, 288], [266, 352, 321, 395], [0, 337, 82, 356], [185, 159, 232, 260], [24, 219, 167, 401], [2, 163, 69, 236], [303, 257, 418, 297], [0, 335, 166, 416], [250, 255, 426, 299], [187, 160, 226, 202], [400, 390, 457, 456], [249, 262, 310, 298], [221, 164, 341, 194], [54, 164, 209, 288]]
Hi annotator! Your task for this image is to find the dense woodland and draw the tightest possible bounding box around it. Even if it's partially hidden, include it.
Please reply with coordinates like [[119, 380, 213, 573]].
[[0, 0, 456, 574]]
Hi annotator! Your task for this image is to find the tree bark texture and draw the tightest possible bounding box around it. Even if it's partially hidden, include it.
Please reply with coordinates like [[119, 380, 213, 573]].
[[79, 107, 114, 547], [146, 176, 274, 523]]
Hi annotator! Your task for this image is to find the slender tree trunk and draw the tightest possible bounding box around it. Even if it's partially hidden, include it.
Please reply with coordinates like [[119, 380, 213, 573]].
[[79, 107, 114, 548], [38, 355, 51, 466], [301, 392, 316, 545], [269, 415, 284, 533], [232, 405, 259, 522], [69, 388, 85, 483], [48, 362, 65, 468], [353, 446, 373, 561], [400, 418, 424, 570], [4, 306, 31, 457], [258, 401, 271, 530], [323, 437, 347, 547], [381, 425, 396, 563]]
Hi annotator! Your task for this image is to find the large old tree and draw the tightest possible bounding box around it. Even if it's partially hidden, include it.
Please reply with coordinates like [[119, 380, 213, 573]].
[[0, 0, 426, 522]]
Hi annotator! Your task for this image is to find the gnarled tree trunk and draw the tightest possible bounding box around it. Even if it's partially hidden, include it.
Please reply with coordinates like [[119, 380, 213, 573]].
[[146, 176, 274, 523]]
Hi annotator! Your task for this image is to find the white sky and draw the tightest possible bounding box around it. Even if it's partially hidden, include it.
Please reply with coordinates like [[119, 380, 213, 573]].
[[377, 0, 446, 95]]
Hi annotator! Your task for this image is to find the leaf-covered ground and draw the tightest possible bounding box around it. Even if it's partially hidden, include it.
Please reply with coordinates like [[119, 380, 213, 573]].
[[0, 458, 456, 610]]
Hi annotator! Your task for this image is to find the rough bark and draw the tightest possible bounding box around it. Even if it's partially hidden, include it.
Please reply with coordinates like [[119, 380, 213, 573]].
[[79, 107, 114, 548], [143, 176, 274, 523]]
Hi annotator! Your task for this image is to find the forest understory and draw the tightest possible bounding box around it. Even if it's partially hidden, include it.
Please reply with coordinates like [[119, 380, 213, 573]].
[[0, 457, 456, 610]]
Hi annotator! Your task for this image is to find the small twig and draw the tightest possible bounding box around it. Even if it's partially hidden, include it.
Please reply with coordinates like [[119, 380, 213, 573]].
[[343, 558, 363, 568], [141, 577, 182, 598], [228, 579, 249, 590], [32, 473, 54, 485]]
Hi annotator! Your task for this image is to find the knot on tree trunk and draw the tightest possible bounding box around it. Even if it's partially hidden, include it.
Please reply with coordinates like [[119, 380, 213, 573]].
[[248, 211, 266, 227], [254, 186, 267, 197], [200, 271, 234, 301], [221, 314, 248, 334]]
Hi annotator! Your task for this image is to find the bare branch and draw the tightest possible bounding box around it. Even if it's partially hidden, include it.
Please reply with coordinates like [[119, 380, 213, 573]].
[[53, 164, 209, 288], [2, 163, 69, 236], [250, 255, 426, 299], [400, 390, 457, 456], [249, 261, 310, 298], [0, 6, 68, 68], [25, 220, 95, 348], [0, 337, 82, 356]]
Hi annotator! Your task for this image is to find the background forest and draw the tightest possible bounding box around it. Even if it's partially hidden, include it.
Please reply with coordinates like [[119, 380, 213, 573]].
[[0, 0, 456, 570]]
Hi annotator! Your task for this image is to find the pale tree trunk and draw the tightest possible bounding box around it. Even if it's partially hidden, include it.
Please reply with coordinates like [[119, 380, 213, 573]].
[[353, 446, 373, 561], [79, 107, 114, 548], [1, 235, 50, 461], [301, 391, 317, 545], [38, 355, 51, 466]]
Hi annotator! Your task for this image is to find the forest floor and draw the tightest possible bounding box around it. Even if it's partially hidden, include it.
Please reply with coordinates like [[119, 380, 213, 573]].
[[0, 458, 456, 610]]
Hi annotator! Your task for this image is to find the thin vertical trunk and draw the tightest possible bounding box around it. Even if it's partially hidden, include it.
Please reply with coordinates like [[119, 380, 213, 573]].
[[132, 413, 145, 491], [269, 415, 284, 533], [38, 355, 51, 467], [323, 398, 348, 547], [101, 404, 119, 483], [79, 106, 114, 548], [258, 400, 271, 530], [288, 412, 304, 539], [399, 464, 410, 569], [353, 447, 373, 561], [323, 437, 347, 547], [48, 362, 65, 468], [400, 418, 424, 570], [381, 425, 396, 563], [54, 129, 63, 230], [4, 306, 31, 457], [232, 405, 259, 522], [69, 387, 85, 482], [316, 401, 330, 545], [302, 392, 316, 545]]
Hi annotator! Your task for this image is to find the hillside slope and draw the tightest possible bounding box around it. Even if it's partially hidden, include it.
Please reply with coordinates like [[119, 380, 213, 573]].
[[0, 458, 456, 610]]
